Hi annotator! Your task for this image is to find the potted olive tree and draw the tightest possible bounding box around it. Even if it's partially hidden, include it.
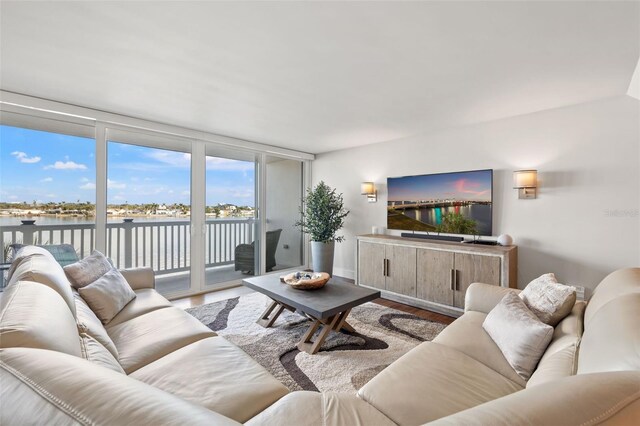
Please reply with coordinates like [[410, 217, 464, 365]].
[[295, 181, 349, 276]]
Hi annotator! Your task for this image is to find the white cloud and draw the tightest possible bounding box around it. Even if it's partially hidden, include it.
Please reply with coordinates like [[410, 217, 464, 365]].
[[8, 195, 18, 200], [80, 182, 96, 190], [45, 160, 87, 170], [112, 195, 125, 201], [46, 193, 57, 198], [11, 151, 41, 164], [107, 179, 126, 189], [181, 190, 190, 196], [40, 177, 53, 183], [80, 177, 90, 182], [79, 180, 126, 190]]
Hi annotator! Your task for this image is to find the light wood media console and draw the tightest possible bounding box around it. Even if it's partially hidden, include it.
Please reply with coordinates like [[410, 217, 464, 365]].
[[356, 234, 518, 317]]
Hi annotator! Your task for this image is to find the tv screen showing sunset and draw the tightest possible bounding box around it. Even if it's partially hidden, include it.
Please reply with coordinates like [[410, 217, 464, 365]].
[[387, 169, 493, 236]]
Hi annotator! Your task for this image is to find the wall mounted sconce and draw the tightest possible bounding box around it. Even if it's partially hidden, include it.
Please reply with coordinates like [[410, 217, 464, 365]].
[[361, 182, 377, 203], [513, 170, 538, 199]]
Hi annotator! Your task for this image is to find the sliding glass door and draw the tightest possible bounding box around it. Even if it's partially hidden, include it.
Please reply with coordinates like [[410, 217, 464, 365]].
[[106, 128, 193, 296], [1, 101, 311, 298], [204, 146, 259, 288], [264, 155, 304, 272]]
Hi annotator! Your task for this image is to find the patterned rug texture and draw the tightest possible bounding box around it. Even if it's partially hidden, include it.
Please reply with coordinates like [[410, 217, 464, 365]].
[[186, 292, 447, 393]]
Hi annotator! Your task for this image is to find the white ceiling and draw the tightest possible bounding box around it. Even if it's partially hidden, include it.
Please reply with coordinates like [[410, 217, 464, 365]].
[[1, 1, 638, 154]]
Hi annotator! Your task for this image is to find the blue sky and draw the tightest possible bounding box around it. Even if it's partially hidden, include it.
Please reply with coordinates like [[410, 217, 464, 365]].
[[388, 170, 492, 202], [0, 125, 255, 206]]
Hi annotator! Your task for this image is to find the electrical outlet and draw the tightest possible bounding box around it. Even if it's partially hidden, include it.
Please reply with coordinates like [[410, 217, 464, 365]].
[[283, 244, 289, 249], [573, 285, 586, 301]]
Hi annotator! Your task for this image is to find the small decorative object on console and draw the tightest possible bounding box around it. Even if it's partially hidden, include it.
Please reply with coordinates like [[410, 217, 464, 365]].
[[497, 234, 514, 246], [281, 271, 330, 290]]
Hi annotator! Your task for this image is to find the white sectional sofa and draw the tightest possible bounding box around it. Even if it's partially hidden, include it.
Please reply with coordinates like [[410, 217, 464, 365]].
[[1, 246, 639, 425]]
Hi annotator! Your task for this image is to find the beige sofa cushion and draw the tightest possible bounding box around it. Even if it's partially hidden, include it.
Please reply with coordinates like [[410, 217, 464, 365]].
[[0, 281, 81, 357], [0, 347, 241, 426], [527, 300, 586, 387], [107, 306, 215, 373], [519, 273, 576, 326], [74, 292, 119, 359], [358, 342, 523, 425], [79, 332, 125, 374], [107, 288, 172, 327], [433, 311, 526, 387], [584, 267, 640, 326], [78, 268, 136, 324], [7, 247, 77, 317], [246, 391, 395, 426], [578, 293, 640, 375], [131, 336, 289, 423], [483, 292, 554, 381], [427, 371, 640, 426]]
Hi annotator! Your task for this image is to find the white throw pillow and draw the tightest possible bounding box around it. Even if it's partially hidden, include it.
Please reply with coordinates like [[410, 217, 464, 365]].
[[483, 292, 554, 380], [78, 268, 136, 324], [64, 250, 113, 289], [519, 273, 576, 326]]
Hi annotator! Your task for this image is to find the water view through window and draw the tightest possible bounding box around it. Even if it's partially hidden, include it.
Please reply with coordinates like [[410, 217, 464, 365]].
[[0, 124, 97, 263], [0, 124, 265, 295]]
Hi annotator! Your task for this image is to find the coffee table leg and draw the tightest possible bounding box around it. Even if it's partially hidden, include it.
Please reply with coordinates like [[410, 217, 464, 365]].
[[257, 300, 285, 328], [332, 308, 353, 333], [297, 310, 354, 355]]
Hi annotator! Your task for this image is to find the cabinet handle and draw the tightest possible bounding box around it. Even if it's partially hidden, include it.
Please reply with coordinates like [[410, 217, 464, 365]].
[[383, 258, 387, 277], [450, 269, 455, 291], [454, 269, 458, 291], [385, 259, 390, 277]]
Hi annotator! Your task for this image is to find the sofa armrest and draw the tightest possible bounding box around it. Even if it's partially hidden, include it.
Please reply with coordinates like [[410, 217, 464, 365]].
[[426, 371, 640, 426], [120, 267, 155, 290], [465, 283, 520, 314]]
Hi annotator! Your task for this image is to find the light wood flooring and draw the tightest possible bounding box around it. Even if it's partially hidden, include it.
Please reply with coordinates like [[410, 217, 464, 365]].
[[171, 276, 455, 325]]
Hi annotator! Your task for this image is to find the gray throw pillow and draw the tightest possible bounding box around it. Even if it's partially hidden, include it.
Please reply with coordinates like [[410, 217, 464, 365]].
[[64, 250, 113, 289], [483, 292, 554, 380]]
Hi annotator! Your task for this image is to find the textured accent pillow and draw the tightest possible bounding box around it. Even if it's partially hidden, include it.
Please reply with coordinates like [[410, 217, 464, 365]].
[[78, 269, 136, 324], [519, 273, 576, 326], [78, 331, 125, 374], [483, 292, 554, 380], [64, 250, 113, 289]]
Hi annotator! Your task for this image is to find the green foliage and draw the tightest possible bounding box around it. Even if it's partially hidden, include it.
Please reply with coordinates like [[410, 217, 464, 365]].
[[296, 181, 349, 243], [436, 212, 478, 235]]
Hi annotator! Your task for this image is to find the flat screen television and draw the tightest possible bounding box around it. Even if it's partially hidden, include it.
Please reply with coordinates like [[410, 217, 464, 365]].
[[387, 169, 493, 236]]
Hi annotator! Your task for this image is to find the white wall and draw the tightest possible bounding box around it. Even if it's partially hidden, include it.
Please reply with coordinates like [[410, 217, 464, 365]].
[[266, 158, 303, 268], [312, 96, 640, 296]]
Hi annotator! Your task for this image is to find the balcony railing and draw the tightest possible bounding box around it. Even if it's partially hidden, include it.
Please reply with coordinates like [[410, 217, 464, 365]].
[[1, 218, 256, 275]]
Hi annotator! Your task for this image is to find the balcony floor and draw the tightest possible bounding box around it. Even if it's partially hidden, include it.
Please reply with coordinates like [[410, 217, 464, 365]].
[[155, 263, 296, 295]]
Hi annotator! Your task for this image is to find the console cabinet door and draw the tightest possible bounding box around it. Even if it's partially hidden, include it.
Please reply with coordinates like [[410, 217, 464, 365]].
[[358, 242, 386, 290], [453, 253, 501, 308], [385, 245, 417, 297], [416, 249, 455, 305]]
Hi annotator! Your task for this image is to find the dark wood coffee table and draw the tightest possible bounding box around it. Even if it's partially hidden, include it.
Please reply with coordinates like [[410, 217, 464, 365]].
[[242, 274, 381, 354]]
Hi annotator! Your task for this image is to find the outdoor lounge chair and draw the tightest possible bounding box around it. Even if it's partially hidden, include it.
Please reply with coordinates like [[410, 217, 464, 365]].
[[234, 229, 282, 274]]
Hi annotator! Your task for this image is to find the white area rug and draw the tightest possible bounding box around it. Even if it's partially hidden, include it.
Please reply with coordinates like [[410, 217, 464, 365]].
[[186, 292, 447, 392]]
